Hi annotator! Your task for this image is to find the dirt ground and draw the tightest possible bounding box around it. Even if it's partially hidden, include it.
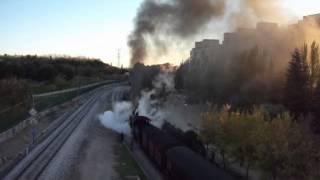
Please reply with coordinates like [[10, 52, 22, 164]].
[[66, 118, 119, 180]]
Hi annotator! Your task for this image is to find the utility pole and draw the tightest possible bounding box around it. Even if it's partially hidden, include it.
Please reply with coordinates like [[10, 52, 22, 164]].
[[117, 48, 121, 68], [74, 60, 80, 98]]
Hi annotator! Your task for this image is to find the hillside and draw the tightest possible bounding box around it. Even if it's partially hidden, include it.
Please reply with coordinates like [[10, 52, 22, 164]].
[[0, 54, 127, 132]]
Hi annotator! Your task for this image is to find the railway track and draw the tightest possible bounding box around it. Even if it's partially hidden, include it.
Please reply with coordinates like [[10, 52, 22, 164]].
[[3, 88, 103, 180]]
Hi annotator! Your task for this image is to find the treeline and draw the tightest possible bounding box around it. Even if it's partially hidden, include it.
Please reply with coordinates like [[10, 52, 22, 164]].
[[0, 54, 126, 132], [0, 54, 125, 82], [201, 106, 319, 179]]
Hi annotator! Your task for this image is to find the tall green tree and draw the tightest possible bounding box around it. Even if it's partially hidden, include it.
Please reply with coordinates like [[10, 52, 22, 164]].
[[284, 49, 310, 117]]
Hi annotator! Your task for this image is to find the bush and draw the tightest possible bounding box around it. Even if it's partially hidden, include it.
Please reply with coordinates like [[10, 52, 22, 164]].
[[0, 78, 31, 132], [57, 64, 75, 80], [53, 76, 69, 90], [0, 78, 31, 108], [38, 64, 58, 81]]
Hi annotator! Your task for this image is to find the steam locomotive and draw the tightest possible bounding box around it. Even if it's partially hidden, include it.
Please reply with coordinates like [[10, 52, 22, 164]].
[[129, 115, 235, 180]]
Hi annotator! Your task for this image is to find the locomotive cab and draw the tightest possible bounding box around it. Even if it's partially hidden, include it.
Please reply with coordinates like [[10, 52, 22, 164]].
[[129, 113, 150, 142]]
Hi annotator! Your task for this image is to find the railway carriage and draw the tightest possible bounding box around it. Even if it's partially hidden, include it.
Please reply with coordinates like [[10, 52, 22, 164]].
[[130, 115, 235, 180], [130, 115, 149, 143], [166, 146, 235, 180], [140, 124, 181, 170]]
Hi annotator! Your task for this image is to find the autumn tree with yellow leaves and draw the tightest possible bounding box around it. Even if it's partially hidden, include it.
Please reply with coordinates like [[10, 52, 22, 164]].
[[201, 106, 320, 179]]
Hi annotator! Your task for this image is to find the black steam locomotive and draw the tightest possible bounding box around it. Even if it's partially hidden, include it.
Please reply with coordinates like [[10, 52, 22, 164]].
[[129, 115, 235, 180]]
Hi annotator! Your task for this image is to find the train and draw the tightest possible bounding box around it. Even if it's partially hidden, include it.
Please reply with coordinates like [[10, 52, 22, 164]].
[[129, 115, 235, 180]]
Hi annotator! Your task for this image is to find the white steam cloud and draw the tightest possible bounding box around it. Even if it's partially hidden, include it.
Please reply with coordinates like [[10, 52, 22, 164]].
[[153, 71, 175, 92], [137, 90, 165, 128], [99, 102, 132, 134], [99, 71, 175, 135]]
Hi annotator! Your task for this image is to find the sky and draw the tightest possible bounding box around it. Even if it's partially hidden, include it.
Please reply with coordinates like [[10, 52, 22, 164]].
[[0, 0, 320, 67]]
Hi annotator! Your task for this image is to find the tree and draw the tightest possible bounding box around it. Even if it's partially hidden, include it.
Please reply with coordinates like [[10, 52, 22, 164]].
[[310, 42, 319, 91], [201, 105, 320, 179], [284, 48, 310, 117], [201, 105, 230, 168], [312, 79, 320, 133], [283, 122, 317, 179], [229, 108, 263, 179], [256, 113, 291, 179], [0, 78, 31, 107], [58, 64, 74, 80]]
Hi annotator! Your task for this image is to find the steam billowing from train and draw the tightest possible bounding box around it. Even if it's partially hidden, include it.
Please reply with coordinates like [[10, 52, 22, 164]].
[[99, 102, 133, 134], [99, 71, 174, 135], [229, 0, 285, 30], [128, 0, 226, 65], [128, 0, 288, 66]]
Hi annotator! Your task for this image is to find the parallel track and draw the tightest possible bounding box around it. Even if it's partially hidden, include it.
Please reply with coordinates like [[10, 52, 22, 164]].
[[4, 88, 103, 180]]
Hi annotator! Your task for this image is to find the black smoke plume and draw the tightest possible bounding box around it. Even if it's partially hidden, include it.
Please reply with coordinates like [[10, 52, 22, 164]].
[[128, 0, 226, 66]]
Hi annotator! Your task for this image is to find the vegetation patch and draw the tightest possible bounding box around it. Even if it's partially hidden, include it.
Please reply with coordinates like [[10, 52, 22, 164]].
[[0, 79, 31, 132], [201, 106, 320, 179], [114, 143, 146, 180], [34, 83, 106, 111], [0, 54, 127, 132]]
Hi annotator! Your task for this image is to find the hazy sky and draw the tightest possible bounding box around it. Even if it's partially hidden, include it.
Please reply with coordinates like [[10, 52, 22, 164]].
[[0, 0, 319, 67]]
